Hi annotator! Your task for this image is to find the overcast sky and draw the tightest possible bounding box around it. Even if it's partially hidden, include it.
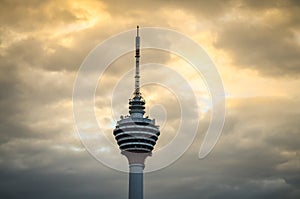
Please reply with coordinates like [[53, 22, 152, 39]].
[[0, 0, 300, 198]]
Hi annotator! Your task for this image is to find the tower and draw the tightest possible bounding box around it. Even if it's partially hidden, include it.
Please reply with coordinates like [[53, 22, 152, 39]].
[[113, 26, 160, 199]]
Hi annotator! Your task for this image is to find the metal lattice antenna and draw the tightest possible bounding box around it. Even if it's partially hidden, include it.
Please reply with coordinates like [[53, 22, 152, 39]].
[[134, 25, 140, 95]]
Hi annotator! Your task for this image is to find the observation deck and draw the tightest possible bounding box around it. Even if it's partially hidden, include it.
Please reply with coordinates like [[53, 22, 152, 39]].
[[113, 95, 160, 153]]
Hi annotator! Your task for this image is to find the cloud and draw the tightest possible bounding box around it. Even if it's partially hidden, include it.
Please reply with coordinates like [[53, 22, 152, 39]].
[[214, 1, 300, 77], [145, 97, 300, 199], [0, 0, 84, 32], [1, 95, 300, 198], [102, 0, 235, 19], [0, 0, 300, 198], [0, 138, 127, 199], [215, 21, 300, 77]]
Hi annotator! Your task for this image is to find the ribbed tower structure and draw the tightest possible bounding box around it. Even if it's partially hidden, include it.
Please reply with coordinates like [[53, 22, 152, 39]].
[[113, 26, 160, 199]]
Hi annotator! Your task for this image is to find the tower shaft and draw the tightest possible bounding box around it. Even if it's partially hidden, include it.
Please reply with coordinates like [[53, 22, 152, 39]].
[[129, 164, 144, 199], [122, 152, 150, 199]]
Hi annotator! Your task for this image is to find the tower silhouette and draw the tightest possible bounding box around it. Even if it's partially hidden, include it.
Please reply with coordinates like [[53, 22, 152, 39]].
[[113, 26, 160, 199]]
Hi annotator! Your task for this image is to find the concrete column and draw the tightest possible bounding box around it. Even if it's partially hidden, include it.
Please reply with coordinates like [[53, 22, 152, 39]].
[[122, 151, 150, 199], [129, 163, 144, 199]]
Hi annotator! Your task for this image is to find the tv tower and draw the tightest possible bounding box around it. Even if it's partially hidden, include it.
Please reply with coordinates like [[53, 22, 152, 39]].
[[113, 26, 160, 199]]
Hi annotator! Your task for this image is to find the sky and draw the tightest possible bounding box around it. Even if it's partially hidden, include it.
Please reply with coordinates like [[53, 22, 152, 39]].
[[0, 0, 300, 198]]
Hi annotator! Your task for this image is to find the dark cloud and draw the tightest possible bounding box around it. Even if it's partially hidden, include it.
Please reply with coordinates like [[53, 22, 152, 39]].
[[0, 143, 127, 199], [145, 97, 300, 199], [238, 0, 300, 10], [213, 0, 300, 77], [1, 96, 300, 198], [215, 20, 300, 77]]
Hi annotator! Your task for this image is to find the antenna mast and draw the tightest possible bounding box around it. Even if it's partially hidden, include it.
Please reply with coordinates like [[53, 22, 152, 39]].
[[135, 26, 140, 95]]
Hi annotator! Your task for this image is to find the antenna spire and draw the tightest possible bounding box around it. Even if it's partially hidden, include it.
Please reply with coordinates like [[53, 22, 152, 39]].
[[135, 25, 140, 95]]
